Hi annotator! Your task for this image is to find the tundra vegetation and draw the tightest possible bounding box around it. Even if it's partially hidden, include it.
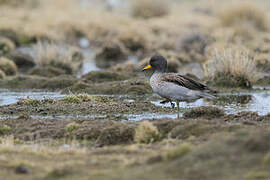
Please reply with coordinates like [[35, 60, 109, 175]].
[[0, 0, 270, 179]]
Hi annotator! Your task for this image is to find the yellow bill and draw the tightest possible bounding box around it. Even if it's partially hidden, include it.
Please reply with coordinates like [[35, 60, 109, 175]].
[[143, 64, 152, 71]]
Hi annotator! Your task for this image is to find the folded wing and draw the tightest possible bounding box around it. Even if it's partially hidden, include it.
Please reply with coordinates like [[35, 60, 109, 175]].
[[161, 73, 217, 93]]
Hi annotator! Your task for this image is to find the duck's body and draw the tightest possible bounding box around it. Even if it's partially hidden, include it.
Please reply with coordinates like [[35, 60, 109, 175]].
[[150, 72, 215, 102], [143, 55, 216, 119]]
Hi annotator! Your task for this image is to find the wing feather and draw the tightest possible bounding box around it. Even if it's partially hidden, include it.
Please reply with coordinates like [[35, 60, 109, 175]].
[[161, 73, 216, 92]]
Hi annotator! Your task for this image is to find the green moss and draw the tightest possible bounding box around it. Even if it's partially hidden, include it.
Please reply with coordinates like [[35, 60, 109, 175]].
[[0, 125, 12, 135], [135, 121, 161, 144], [18, 98, 42, 106], [61, 94, 92, 104], [91, 96, 115, 103], [162, 143, 192, 161], [66, 122, 80, 133], [61, 96, 82, 104], [17, 98, 55, 106]]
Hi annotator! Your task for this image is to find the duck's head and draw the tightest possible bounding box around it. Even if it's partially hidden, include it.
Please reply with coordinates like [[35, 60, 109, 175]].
[[143, 55, 167, 72]]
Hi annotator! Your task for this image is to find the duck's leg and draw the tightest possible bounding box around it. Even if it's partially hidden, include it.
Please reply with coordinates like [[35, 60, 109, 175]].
[[176, 101, 180, 119]]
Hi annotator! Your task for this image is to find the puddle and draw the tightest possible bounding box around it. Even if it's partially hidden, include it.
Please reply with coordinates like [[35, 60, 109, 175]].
[[0, 89, 67, 106], [151, 91, 270, 116], [125, 113, 177, 121]]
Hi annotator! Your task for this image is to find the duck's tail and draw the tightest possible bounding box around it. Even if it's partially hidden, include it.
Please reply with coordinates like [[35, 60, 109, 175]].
[[200, 92, 216, 99], [199, 87, 218, 99]]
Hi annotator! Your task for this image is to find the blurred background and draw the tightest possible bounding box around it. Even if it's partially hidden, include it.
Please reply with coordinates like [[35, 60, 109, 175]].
[[1, 0, 270, 86]]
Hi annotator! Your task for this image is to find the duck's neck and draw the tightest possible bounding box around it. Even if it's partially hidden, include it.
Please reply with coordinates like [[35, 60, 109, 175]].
[[151, 70, 163, 80], [154, 69, 166, 74]]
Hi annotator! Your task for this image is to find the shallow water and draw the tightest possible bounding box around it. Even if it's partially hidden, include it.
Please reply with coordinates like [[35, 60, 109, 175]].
[[151, 91, 270, 116], [0, 89, 67, 106], [0, 90, 269, 121]]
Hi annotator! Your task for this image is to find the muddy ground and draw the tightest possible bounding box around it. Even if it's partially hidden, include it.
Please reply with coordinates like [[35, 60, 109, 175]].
[[1, 105, 270, 180]]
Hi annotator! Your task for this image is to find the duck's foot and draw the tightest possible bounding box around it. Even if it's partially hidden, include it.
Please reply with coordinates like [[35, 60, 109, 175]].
[[160, 99, 175, 109], [170, 102, 175, 109]]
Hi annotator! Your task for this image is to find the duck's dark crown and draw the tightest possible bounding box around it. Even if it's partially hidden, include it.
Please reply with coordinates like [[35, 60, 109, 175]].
[[149, 55, 167, 72]]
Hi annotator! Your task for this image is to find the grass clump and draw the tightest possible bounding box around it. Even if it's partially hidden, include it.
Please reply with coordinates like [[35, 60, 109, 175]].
[[131, 0, 169, 19], [82, 70, 129, 83], [0, 125, 12, 135], [61, 93, 92, 104], [66, 122, 80, 133], [219, 2, 267, 31], [33, 41, 83, 75], [162, 143, 192, 161], [0, 57, 18, 76], [0, 69, 5, 79], [91, 96, 115, 104], [134, 121, 161, 144], [183, 106, 225, 119], [204, 48, 260, 88], [17, 98, 41, 106], [17, 98, 55, 106], [0, 36, 15, 55]]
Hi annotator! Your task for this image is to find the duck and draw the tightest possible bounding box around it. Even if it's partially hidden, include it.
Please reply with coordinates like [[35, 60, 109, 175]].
[[143, 55, 216, 119]]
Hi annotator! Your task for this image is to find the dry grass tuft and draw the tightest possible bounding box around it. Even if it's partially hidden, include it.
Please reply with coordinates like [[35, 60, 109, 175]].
[[162, 143, 192, 161], [131, 0, 169, 19], [0, 36, 15, 55], [219, 2, 268, 31], [33, 41, 83, 74], [65, 122, 80, 133], [254, 53, 270, 72], [0, 57, 18, 76], [134, 121, 161, 144], [204, 48, 260, 88], [0, 69, 5, 79]]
